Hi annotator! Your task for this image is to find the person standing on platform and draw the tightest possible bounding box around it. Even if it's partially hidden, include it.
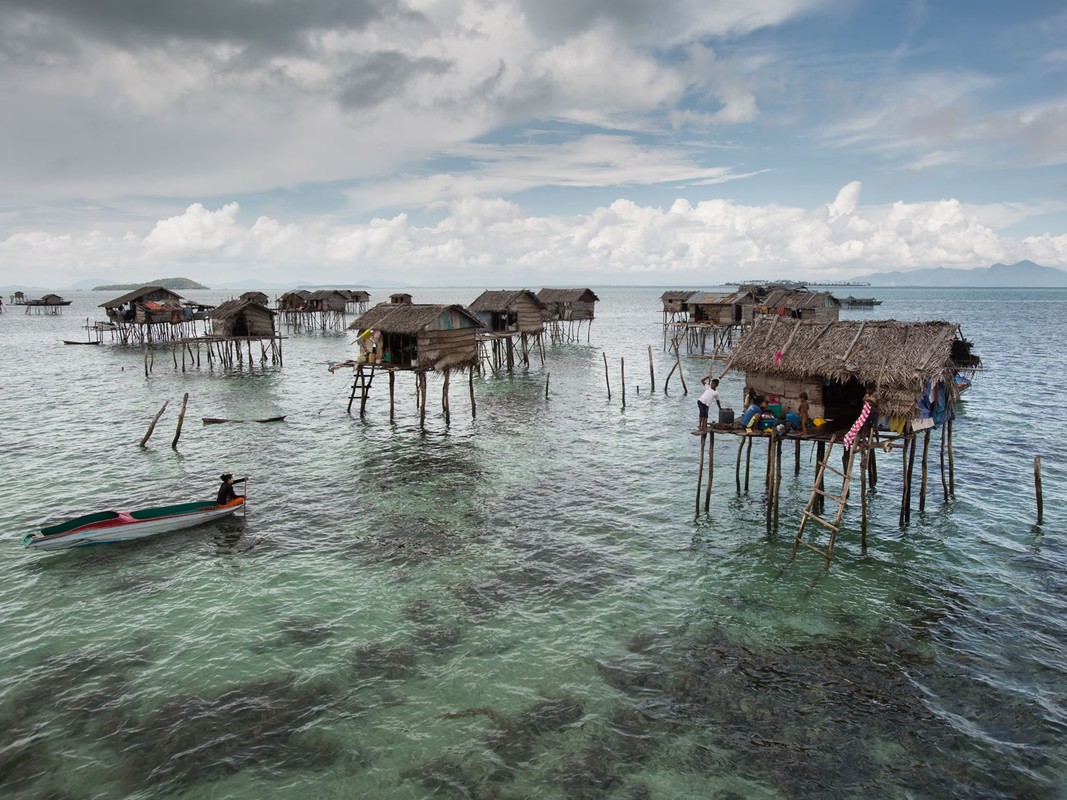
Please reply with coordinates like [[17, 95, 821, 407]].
[[696, 377, 722, 430]]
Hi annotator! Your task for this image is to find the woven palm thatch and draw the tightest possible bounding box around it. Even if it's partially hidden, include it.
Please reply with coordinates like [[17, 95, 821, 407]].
[[536, 288, 599, 304], [468, 289, 546, 313], [209, 298, 277, 337], [348, 303, 483, 371], [726, 317, 979, 418]]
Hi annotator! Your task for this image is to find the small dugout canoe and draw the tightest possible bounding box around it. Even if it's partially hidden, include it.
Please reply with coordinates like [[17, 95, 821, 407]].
[[23, 498, 245, 551]]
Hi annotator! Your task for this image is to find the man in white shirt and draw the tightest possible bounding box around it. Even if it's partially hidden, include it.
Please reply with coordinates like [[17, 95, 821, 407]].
[[697, 377, 722, 430]]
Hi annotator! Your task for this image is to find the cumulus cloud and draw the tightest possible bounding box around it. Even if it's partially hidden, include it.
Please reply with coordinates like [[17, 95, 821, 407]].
[[2, 186, 1060, 288]]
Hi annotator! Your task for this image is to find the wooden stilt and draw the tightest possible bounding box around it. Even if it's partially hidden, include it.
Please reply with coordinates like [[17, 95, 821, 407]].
[[621, 357, 626, 408], [140, 400, 169, 447], [544, 371, 550, 399], [704, 431, 714, 513], [171, 392, 189, 449], [859, 437, 869, 552], [905, 432, 916, 524], [919, 429, 931, 513], [735, 435, 745, 493], [773, 436, 783, 532], [947, 417, 955, 496], [442, 370, 451, 425], [794, 438, 801, 476], [939, 422, 948, 500], [420, 371, 427, 428], [603, 352, 611, 400], [815, 440, 826, 514], [869, 443, 878, 489], [1035, 455, 1043, 525], [695, 432, 707, 516], [899, 435, 911, 527], [744, 435, 753, 494], [647, 345, 655, 392], [389, 370, 396, 421], [469, 367, 476, 418]]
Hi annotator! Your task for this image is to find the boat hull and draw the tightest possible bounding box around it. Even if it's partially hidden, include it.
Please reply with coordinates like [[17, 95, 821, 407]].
[[23, 499, 244, 551]]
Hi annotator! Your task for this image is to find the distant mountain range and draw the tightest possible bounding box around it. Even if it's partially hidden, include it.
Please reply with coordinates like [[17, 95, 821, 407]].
[[858, 260, 1067, 287]]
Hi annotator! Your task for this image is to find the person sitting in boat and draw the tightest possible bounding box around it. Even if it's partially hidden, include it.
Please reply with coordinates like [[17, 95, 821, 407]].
[[217, 473, 247, 505]]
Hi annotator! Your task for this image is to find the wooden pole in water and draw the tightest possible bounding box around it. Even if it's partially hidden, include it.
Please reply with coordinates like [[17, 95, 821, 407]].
[[939, 422, 948, 501], [794, 438, 801, 476], [442, 369, 451, 425], [140, 400, 169, 447], [815, 440, 826, 514], [544, 371, 550, 400], [621, 357, 626, 408], [899, 436, 911, 527], [919, 429, 931, 513], [773, 436, 783, 532], [905, 432, 916, 524], [420, 371, 428, 428], [859, 438, 869, 551], [695, 431, 706, 516], [947, 417, 955, 496], [469, 367, 476, 418], [647, 345, 655, 392], [389, 370, 396, 421], [735, 435, 745, 493], [171, 392, 189, 449], [703, 431, 715, 513], [603, 352, 611, 400], [676, 349, 688, 395], [744, 434, 753, 494], [1035, 455, 1043, 525]]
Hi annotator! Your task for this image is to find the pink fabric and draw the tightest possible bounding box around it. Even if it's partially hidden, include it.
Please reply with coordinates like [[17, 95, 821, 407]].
[[843, 401, 872, 449]]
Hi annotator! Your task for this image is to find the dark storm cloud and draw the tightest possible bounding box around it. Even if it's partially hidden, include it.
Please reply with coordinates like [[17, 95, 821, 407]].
[[337, 50, 452, 110], [0, 0, 417, 55]]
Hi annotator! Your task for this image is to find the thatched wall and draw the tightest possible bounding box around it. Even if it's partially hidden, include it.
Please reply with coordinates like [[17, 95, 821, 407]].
[[469, 290, 545, 333], [210, 299, 277, 338], [661, 290, 698, 313], [348, 303, 482, 371], [726, 317, 979, 420]]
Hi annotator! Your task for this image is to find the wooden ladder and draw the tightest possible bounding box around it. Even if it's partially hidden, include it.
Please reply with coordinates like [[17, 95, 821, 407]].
[[347, 363, 377, 415], [790, 436, 857, 569]]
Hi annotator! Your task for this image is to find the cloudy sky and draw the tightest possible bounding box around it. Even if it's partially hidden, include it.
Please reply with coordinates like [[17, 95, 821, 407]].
[[2, 0, 1065, 288]]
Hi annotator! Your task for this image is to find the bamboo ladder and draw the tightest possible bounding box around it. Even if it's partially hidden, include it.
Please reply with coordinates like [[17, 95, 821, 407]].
[[347, 363, 378, 415], [789, 435, 857, 570]]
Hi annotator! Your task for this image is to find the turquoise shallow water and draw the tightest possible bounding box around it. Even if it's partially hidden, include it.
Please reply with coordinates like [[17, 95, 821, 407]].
[[1, 286, 1065, 799]]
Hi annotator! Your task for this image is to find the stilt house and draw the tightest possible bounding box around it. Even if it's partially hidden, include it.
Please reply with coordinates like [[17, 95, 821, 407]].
[[278, 290, 310, 312], [537, 288, 599, 322], [100, 286, 184, 324], [210, 298, 278, 338], [688, 289, 757, 325], [390, 292, 414, 305], [724, 318, 980, 425], [469, 289, 546, 334], [661, 290, 699, 319], [347, 303, 483, 372], [759, 288, 840, 322]]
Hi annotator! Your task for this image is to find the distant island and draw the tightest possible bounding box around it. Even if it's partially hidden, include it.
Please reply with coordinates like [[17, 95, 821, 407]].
[[93, 277, 210, 291], [856, 260, 1067, 287]]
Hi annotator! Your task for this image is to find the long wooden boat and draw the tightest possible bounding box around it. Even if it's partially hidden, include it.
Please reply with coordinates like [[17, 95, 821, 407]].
[[22, 498, 244, 551]]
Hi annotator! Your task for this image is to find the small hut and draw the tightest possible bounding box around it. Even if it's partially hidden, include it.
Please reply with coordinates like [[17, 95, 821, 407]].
[[698, 317, 981, 561], [207, 298, 283, 366], [342, 290, 371, 314], [537, 288, 599, 343], [342, 303, 484, 423], [759, 288, 840, 322], [469, 289, 547, 370], [278, 290, 310, 311], [390, 292, 414, 305], [23, 293, 73, 315], [99, 286, 195, 343], [661, 290, 699, 319]]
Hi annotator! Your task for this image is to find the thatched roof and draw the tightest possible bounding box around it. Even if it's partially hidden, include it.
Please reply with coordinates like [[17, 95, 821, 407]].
[[690, 289, 754, 306], [348, 303, 482, 334], [469, 289, 546, 312], [661, 290, 700, 302], [209, 298, 277, 321], [279, 289, 310, 300], [99, 286, 184, 308], [725, 317, 980, 417], [537, 288, 599, 303], [306, 289, 348, 301], [761, 288, 839, 309]]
